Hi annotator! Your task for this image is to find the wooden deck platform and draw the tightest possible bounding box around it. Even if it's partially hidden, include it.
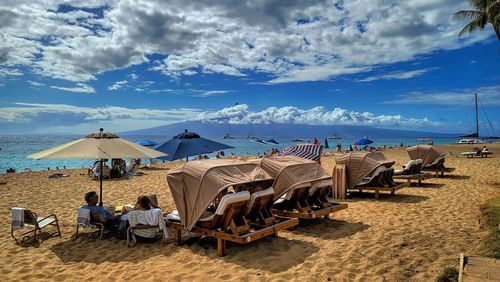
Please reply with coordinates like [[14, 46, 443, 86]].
[[459, 254, 500, 282], [169, 216, 299, 256], [393, 173, 432, 186]]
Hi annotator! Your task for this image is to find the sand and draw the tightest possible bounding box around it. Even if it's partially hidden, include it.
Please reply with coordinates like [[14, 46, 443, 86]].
[[1, 144, 499, 281]]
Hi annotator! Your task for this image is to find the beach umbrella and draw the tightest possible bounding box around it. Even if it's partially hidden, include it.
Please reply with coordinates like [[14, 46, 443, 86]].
[[28, 128, 166, 206], [136, 139, 157, 147], [354, 137, 373, 146], [155, 129, 234, 161], [324, 138, 329, 149]]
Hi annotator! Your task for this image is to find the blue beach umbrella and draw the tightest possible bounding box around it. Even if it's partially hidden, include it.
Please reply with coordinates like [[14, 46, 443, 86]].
[[354, 137, 373, 145], [155, 130, 234, 161], [136, 139, 157, 147]]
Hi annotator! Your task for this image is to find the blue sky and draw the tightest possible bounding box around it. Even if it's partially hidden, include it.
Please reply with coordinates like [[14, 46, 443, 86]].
[[0, 0, 499, 135]]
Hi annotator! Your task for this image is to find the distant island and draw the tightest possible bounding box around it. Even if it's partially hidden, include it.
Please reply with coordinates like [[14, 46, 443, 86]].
[[121, 121, 460, 138]]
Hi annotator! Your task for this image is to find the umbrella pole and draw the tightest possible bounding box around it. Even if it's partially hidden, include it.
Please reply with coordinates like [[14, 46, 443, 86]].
[[99, 158, 103, 206]]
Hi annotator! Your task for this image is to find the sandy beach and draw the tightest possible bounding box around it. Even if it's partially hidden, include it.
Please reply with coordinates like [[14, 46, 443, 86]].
[[1, 144, 499, 281]]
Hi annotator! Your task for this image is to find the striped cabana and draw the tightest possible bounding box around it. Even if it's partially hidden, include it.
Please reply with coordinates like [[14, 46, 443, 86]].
[[279, 144, 323, 162]]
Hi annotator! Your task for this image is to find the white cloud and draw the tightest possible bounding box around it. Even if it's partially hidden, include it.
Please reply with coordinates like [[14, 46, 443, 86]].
[[382, 85, 500, 106], [127, 73, 139, 80], [50, 83, 95, 93], [195, 103, 440, 129], [196, 90, 233, 97], [0, 102, 203, 133], [0, 0, 494, 83], [27, 80, 46, 87], [0, 67, 23, 78], [107, 80, 128, 91], [149, 88, 177, 93], [357, 68, 438, 82]]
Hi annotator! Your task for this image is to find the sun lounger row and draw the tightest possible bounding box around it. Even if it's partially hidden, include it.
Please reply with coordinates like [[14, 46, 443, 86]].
[[165, 157, 348, 256]]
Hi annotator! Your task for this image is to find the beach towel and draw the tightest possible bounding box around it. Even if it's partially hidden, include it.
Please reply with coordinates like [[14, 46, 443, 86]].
[[77, 208, 90, 226], [12, 207, 25, 230], [128, 209, 168, 240]]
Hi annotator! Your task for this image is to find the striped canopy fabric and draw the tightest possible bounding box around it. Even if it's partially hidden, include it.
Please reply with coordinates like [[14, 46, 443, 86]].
[[279, 144, 323, 162]]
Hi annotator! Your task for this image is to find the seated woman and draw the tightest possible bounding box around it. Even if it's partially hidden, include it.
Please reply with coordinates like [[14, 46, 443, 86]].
[[117, 195, 159, 240]]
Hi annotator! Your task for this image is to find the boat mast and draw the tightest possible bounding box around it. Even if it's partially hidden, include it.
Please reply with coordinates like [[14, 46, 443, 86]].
[[475, 93, 479, 138]]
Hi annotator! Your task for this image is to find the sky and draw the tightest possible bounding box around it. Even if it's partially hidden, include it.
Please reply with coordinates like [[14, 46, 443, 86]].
[[0, 0, 499, 135]]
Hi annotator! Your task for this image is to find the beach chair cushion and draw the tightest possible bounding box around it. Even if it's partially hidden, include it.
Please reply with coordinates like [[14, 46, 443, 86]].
[[214, 191, 250, 215], [358, 166, 386, 186], [309, 178, 333, 194], [247, 187, 275, 209], [284, 182, 311, 200]]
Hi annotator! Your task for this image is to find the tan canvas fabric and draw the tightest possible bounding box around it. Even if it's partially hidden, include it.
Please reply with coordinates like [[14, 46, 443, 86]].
[[166, 159, 273, 231], [335, 152, 395, 187], [28, 135, 165, 159], [407, 145, 444, 166], [249, 155, 331, 199]]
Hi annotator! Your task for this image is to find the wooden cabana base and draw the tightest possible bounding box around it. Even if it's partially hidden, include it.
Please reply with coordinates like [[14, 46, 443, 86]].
[[421, 167, 455, 177], [349, 182, 408, 199], [393, 173, 432, 187], [272, 203, 348, 219], [169, 216, 299, 257]]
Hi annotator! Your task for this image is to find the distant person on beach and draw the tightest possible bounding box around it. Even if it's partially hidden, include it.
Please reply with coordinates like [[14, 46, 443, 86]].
[[82, 191, 117, 225], [349, 145, 353, 152], [336, 142, 342, 152], [400, 142, 404, 148]]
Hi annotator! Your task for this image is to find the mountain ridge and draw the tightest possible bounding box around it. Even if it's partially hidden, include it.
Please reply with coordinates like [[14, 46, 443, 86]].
[[120, 121, 459, 138]]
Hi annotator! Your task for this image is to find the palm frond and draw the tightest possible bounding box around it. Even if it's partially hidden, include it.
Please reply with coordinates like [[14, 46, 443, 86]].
[[453, 10, 483, 21], [469, 0, 488, 10], [458, 19, 486, 37]]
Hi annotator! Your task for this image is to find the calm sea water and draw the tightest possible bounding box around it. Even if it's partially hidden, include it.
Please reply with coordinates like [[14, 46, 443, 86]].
[[0, 135, 460, 173]]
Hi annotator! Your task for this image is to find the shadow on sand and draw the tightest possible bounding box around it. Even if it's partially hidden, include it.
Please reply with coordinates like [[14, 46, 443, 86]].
[[291, 220, 370, 240], [183, 236, 319, 273], [51, 238, 176, 264], [346, 193, 429, 203], [408, 183, 445, 188], [432, 174, 470, 180]]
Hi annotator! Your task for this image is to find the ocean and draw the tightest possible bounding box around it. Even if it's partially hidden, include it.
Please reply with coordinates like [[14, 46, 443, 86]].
[[0, 135, 460, 173]]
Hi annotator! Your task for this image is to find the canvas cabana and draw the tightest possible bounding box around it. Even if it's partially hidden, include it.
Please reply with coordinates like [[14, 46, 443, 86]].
[[166, 159, 298, 256], [334, 152, 407, 199], [251, 155, 348, 219], [407, 145, 455, 177]]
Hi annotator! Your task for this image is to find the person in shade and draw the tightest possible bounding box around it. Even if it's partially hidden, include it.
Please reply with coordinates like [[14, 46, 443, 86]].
[[82, 191, 118, 226]]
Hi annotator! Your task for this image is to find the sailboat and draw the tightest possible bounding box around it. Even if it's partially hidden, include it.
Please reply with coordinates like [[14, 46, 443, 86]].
[[245, 123, 258, 140], [327, 124, 342, 140], [457, 93, 498, 144], [222, 122, 235, 139]]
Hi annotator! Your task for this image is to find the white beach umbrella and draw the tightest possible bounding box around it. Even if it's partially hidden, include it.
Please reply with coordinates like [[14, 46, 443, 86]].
[[28, 128, 166, 205]]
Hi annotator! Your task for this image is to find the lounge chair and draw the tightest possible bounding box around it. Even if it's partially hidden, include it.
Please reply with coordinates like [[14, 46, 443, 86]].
[[273, 183, 311, 213], [393, 159, 431, 186], [127, 208, 168, 247], [11, 208, 61, 245], [246, 187, 276, 226], [350, 167, 408, 199], [197, 191, 251, 235], [394, 159, 423, 175], [273, 180, 348, 219], [166, 159, 299, 256], [75, 208, 106, 240], [421, 156, 455, 176], [307, 178, 334, 208], [91, 165, 111, 180]]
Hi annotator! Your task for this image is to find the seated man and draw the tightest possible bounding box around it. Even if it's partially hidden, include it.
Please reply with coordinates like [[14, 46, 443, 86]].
[[81, 191, 118, 226]]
